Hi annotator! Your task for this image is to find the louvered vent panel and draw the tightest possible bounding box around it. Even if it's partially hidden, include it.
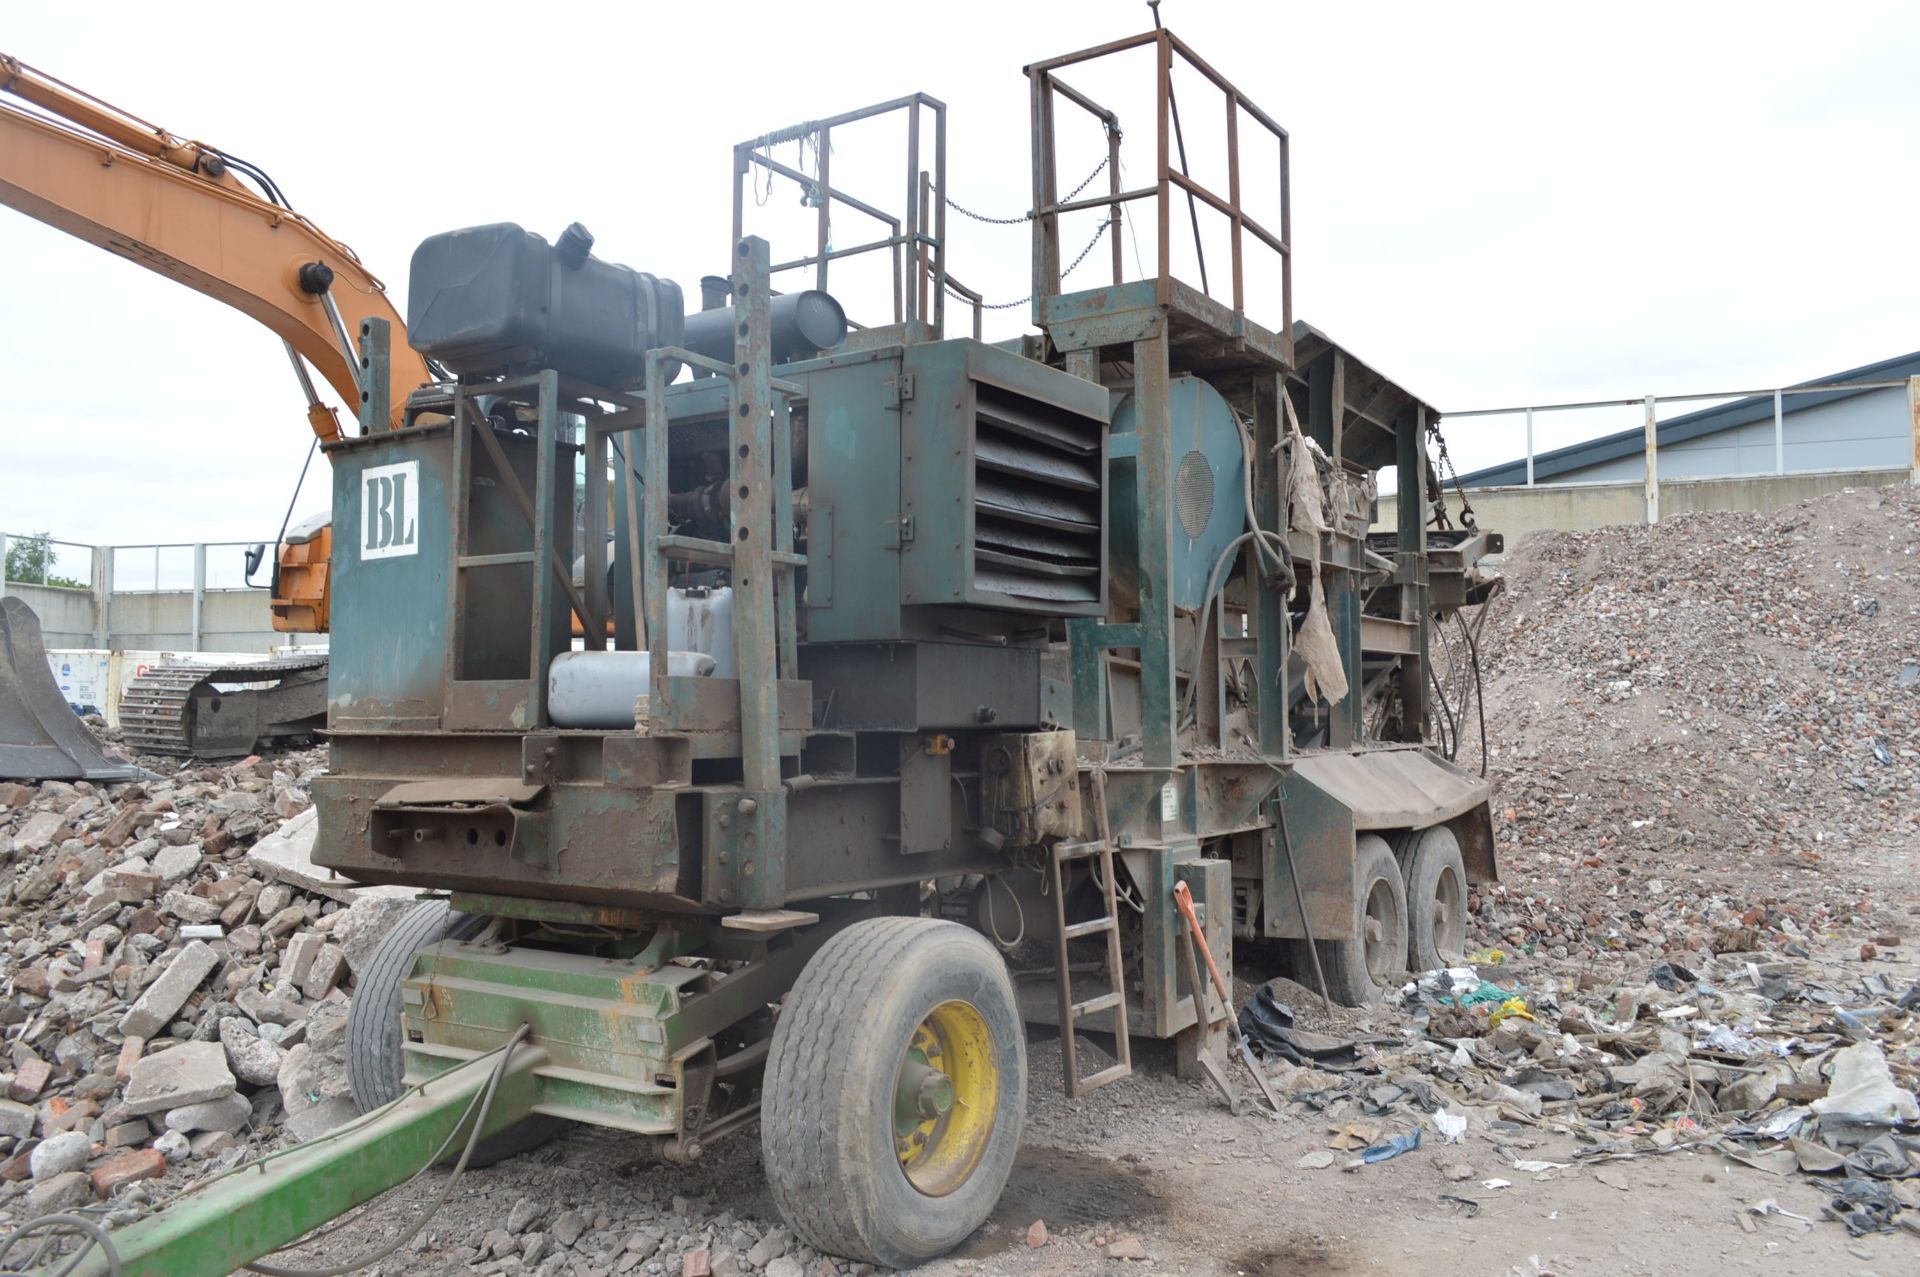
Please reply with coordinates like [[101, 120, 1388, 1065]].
[[972, 385, 1103, 605]]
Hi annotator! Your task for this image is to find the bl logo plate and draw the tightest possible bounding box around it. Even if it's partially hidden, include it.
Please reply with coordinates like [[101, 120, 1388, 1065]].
[[361, 460, 420, 560]]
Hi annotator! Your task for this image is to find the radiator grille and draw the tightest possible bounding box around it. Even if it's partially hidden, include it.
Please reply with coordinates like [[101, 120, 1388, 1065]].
[[972, 385, 1103, 605]]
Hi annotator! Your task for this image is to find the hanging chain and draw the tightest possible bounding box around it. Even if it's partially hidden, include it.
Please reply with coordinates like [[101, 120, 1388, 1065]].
[[939, 153, 1111, 226], [945, 219, 1114, 311], [1425, 417, 1477, 532]]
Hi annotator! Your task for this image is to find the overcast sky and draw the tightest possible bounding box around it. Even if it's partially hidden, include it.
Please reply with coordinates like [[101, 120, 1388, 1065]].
[[2, 0, 1915, 561]]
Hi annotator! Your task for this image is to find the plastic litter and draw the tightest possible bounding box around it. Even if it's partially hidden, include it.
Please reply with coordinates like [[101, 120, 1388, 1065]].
[[1488, 997, 1534, 1028], [1480, 1177, 1512, 1190], [1648, 961, 1698, 991], [1433, 1110, 1468, 1145], [1843, 1132, 1920, 1179], [1469, 947, 1507, 965], [1811, 1041, 1920, 1123], [1824, 1176, 1904, 1235], [1237, 987, 1363, 1068], [1360, 1130, 1422, 1163]]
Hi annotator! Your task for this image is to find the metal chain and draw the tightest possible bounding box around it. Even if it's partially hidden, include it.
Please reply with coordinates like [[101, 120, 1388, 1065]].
[[940, 154, 1111, 226], [946, 219, 1114, 310], [1425, 417, 1477, 531]]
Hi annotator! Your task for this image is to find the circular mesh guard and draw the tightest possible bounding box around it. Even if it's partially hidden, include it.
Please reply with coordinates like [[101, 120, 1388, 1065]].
[[1175, 449, 1214, 539]]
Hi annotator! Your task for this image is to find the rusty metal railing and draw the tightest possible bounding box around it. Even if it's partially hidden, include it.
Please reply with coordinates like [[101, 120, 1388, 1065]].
[[1024, 27, 1291, 335], [732, 93, 947, 336]]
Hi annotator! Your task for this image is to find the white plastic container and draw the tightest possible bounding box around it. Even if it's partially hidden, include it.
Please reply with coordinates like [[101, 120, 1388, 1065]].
[[548, 650, 715, 728], [668, 587, 735, 677]]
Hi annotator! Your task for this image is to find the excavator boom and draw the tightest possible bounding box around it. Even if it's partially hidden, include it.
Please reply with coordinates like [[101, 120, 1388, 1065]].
[[0, 54, 427, 439], [0, 55, 431, 762]]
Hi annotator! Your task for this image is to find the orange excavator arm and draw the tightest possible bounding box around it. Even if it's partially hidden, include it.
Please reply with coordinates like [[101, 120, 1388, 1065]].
[[0, 54, 428, 440]]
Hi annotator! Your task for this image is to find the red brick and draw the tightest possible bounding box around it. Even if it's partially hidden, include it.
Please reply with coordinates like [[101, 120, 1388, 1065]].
[[115, 1037, 146, 1084], [682, 1248, 712, 1277], [41, 1099, 100, 1136], [97, 804, 145, 848], [90, 1148, 166, 1197], [9, 1056, 52, 1102]]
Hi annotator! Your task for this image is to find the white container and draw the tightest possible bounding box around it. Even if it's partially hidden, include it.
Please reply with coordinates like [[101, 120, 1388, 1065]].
[[668, 587, 735, 677], [548, 649, 715, 728]]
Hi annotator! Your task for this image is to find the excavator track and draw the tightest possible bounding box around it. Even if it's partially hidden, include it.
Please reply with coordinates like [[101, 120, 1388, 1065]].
[[119, 656, 329, 759]]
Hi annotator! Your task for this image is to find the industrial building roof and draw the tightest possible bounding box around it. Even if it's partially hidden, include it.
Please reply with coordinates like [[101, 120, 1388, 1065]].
[[1453, 350, 1920, 487]]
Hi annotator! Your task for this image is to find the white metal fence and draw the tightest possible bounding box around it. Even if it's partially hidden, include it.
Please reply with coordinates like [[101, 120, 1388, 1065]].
[[1441, 375, 1920, 521]]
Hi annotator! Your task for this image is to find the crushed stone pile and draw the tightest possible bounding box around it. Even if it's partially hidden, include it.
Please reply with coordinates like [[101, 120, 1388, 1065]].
[[1469, 480, 1919, 961], [0, 745, 419, 1224]]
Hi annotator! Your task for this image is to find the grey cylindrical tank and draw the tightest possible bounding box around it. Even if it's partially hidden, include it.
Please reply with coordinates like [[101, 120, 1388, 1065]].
[[407, 222, 684, 386], [548, 650, 716, 729], [681, 290, 848, 365]]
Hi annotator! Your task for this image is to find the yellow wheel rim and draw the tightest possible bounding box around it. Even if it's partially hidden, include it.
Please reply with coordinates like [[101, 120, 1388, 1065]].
[[892, 999, 998, 1197]]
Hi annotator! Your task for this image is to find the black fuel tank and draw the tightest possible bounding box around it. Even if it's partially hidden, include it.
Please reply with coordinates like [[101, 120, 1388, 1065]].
[[407, 222, 684, 386]]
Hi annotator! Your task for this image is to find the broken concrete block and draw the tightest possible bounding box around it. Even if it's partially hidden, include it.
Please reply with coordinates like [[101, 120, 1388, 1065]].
[[235, 987, 305, 1027], [104, 1119, 151, 1149], [219, 1016, 286, 1086], [163, 1090, 252, 1135], [261, 905, 308, 939], [247, 808, 420, 904], [0, 1100, 36, 1141], [122, 1042, 236, 1117], [285, 1096, 357, 1143], [119, 940, 221, 1038], [27, 1170, 93, 1214], [159, 891, 221, 925], [301, 944, 346, 1000], [282, 932, 325, 988], [14, 811, 66, 854], [150, 841, 203, 884], [276, 1043, 319, 1117], [190, 1129, 237, 1158]]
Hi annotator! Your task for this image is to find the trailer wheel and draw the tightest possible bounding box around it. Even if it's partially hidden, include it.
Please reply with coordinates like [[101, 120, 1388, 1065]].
[[345, 899, 561, 1166], [1402, 825, 1468, 972], [762, 917, 1026, 1267], [1300, 835, 1407, 1006]]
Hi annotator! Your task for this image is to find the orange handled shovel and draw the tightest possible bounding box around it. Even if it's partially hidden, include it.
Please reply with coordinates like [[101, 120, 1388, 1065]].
[[1173, 881, 1282, 1116]]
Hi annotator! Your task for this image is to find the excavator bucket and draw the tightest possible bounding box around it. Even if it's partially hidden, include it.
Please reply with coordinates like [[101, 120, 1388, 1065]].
[[0, 597, 146, 782]]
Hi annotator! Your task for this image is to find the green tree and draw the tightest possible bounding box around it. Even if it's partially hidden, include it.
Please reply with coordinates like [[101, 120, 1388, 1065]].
[[3, 532, 86, 589]]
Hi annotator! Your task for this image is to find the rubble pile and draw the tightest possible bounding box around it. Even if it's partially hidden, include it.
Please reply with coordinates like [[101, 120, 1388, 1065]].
[[1469, 481, 1919, 961], [0, 748, 410, 1222], [1246, 482, 1920, 1240]]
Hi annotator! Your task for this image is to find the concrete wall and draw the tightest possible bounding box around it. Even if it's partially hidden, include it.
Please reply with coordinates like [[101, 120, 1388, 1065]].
[[105, 589, 282, 654], [1377, 467, 1911, 541], [3, 583, 283, 652], [1562, 387, 1911, 483], [5, 583, 97, 647]]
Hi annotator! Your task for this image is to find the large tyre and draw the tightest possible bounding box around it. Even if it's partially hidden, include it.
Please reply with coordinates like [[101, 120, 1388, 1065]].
[[1402, 825, 1468, 973], [762, 917, 1026, 1267], [345, 900, 562, 1165], [1298, 834, 1408, 1007]]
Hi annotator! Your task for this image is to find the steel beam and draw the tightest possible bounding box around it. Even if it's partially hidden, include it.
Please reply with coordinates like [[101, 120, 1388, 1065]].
[[60, 1043, 548, 1277]]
